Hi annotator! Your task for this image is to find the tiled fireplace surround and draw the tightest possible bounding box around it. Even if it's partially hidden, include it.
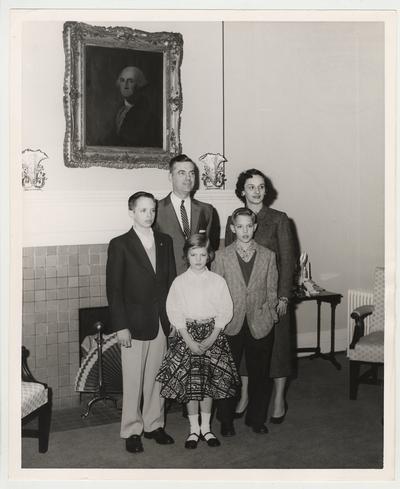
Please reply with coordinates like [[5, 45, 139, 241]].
[[22, 244, 109, 409]]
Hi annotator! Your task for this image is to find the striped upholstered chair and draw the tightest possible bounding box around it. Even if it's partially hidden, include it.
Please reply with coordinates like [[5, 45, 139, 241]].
[[348, 267, 384, 400], [21, 346, 52, 452]]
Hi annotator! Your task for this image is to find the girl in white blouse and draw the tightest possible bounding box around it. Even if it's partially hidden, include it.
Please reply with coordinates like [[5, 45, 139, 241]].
[[156, 234, 240, 449]]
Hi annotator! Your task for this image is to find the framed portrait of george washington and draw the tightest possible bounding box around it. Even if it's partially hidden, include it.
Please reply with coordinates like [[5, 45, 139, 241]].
[[63, 21, 183, 169]]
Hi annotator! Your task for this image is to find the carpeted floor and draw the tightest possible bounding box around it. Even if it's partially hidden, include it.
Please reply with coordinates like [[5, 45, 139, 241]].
[[22, 353, 384, 469]]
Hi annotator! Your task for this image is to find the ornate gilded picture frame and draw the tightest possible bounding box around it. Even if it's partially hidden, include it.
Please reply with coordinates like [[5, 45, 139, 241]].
[[63, 22, 183, 169]]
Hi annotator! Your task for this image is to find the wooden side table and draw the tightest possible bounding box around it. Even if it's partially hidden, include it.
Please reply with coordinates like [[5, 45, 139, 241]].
[[293, 290, 343, 370]]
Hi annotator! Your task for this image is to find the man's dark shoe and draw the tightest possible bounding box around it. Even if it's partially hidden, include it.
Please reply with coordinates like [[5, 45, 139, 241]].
[[144, 427, 174, 444], [126, 435, 143, 453], [220, 422, 235, 437], [245, 421, 269, 434]]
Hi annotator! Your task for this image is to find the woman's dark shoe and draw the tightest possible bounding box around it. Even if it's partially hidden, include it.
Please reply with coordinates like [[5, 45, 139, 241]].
[[201, 431, 221, 447], [184, 433, 200, 449], [270, 402, 288, 424]]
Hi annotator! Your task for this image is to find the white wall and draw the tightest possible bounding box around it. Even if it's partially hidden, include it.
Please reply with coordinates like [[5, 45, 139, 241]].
[[224, 22, 385, 338], [20, 19, 385, 350]]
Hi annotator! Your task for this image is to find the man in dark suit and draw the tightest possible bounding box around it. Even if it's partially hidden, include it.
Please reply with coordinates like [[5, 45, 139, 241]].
[[112, 66, 162, 147], [155, 154, 219, 275], [106, 191, 176, 454]]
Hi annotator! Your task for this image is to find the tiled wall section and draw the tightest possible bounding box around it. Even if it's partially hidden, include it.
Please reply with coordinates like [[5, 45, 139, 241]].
[[22, 244, 108, 409]]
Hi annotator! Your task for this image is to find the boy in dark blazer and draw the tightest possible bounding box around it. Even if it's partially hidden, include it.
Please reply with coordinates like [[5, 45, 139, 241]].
[[106, 192, 176, 453], [212, 207, 279, 437]]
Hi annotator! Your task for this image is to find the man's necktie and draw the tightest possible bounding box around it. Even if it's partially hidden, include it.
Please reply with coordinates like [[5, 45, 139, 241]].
[[180, 200, 190, 239]]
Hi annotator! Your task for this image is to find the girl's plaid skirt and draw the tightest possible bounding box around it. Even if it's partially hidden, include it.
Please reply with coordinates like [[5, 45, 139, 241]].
[[156, 318, 240, 403]]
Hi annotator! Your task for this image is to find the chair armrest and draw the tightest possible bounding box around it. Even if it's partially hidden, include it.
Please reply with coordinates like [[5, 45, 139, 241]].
[[22, 346, 47, 388], [22, 346, 37, 382], [350, 305, 374, 320], [349, 305, 374, 349]]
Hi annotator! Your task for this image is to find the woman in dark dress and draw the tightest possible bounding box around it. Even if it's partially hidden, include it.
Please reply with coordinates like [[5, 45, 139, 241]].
[[225, 169, 296, 423]]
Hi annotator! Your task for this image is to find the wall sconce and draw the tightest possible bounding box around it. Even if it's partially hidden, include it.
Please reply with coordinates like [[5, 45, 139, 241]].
[[199, 152, 227, 190], [22, 149, 48, 190]]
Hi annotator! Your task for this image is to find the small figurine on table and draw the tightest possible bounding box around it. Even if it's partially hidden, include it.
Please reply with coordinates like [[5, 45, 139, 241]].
[[297, 252, 325, 297]]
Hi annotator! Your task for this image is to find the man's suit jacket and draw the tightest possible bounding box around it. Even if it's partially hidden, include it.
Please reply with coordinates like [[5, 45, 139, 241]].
[[106, 228, 176, 340], [155, 193, 218, 275], [211, 242, 279, 339], [225, 205, 295, 298]]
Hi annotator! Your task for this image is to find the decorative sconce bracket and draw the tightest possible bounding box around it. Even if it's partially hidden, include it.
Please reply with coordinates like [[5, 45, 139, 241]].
[[22, 149, 48, 190], [199, 152, 227, 190]]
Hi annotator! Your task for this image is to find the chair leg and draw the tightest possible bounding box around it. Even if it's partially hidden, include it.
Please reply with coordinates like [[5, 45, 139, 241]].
[[349, 361, 360, 400], [38, 390, 52, 453], [370, 364, 379, 384]]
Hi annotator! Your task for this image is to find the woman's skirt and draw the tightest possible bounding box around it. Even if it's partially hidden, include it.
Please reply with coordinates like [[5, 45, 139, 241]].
[[269, 309, 293, 378], [156, 318, 240, 403]]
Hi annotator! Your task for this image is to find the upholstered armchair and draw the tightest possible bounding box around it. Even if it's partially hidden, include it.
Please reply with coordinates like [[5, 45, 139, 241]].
[[348, 267, 384, 400], [21, 346, 52, 452]]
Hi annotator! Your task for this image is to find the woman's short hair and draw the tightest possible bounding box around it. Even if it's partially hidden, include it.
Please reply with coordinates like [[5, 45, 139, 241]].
[[183, 233, 215, 264], [231, 207, 257, 225], [235, 168, 268, 204], [128, 191, 157, 210]]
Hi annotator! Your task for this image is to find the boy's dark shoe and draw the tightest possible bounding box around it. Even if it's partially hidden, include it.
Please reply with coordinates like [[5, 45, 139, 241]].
[[245, 421, 269, 434], [144, 427, 174, 444], [126, 435, 143, 453], [220, 422, 236, 437]]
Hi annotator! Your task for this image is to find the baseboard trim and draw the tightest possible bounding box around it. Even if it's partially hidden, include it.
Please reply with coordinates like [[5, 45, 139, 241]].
[[296, 327, 347, 357]]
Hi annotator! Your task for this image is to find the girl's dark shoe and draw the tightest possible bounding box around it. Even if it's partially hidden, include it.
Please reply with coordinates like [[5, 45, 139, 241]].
[[185, 433, 200, 449], [201, 431, 221, 447], [270, 402, 288, 424]]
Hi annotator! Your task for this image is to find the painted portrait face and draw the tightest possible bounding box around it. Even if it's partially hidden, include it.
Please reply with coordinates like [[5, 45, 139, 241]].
[[169, 160, 196, 198], [230, 214, 257, 244], [187, 246, 208, 273], [242, 174, 266, 206], [118, 67, 140, 100], [129, 197, 156, 230]]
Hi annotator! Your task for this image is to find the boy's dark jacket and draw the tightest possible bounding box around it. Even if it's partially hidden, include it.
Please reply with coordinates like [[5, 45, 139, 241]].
[[106, 228, 176, 340]]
